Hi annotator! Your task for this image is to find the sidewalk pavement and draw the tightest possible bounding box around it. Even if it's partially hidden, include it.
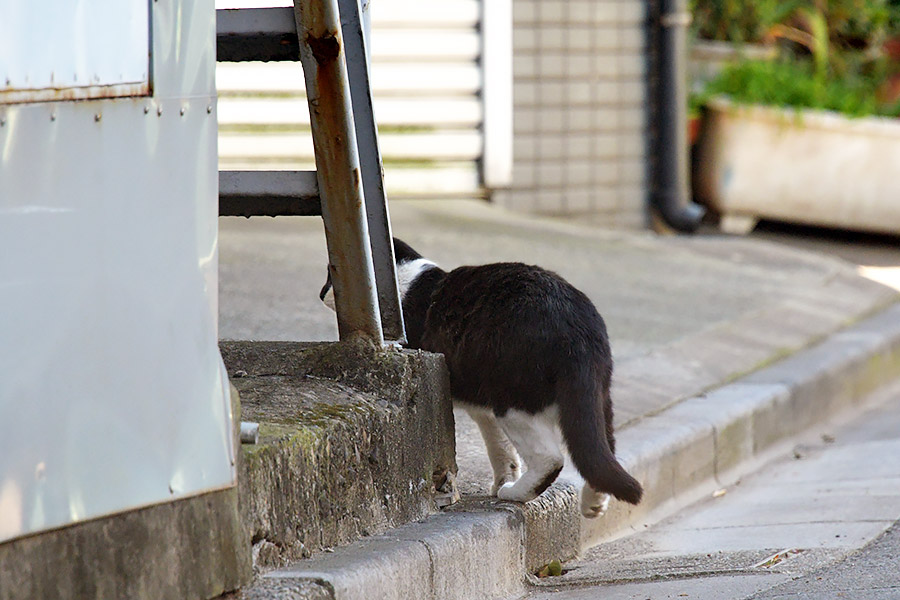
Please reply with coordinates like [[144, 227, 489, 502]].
[[219, 200, 900, 599], [523, 378, 900, 600]]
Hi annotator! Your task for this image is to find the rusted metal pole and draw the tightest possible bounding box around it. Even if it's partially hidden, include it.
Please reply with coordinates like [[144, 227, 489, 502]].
[[293, 0, 383, 343]]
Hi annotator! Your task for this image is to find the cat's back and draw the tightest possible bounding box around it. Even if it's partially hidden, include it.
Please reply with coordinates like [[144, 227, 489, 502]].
[[427, 262, 599, 331], [433, 262, 567, 310], [421, 262, 610, 409]]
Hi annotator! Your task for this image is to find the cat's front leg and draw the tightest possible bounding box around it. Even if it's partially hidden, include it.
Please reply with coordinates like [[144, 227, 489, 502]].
[[463, 405, 521, 495]]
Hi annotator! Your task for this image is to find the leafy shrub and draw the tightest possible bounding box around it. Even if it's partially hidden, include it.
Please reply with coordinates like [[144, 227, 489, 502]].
[[692, 0, 900, 47], [692, 0, 900, 116], [691, 0, 795, 44], [697, 59, 900, 117]]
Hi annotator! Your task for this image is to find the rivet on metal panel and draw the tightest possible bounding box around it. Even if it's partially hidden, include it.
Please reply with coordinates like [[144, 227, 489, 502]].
[[180, 107, 186, 116], [94, 113, 102, 122], [207, 105, 212, 114], [157, 106, 163, 117], [50, 112, 57, 122], [144, 106, 151, 115], [168, 484, 174, 494]]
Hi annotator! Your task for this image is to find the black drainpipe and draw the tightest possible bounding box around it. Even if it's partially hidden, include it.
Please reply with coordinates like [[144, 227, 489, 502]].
[[648, 0, 705, 232]]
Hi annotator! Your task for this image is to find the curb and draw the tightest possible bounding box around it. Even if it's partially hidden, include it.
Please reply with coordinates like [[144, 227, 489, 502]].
[[244, 302, 900, 600]]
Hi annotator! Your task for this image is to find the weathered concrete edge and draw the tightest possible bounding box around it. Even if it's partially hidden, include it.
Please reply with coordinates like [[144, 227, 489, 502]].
[[246, 508, 525, 600], [0, 487, 250, 600], [245, 301, 900, 599]]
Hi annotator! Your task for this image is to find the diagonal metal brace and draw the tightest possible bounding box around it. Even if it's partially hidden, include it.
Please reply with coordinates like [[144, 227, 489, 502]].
[[337, 0, 406, 343]]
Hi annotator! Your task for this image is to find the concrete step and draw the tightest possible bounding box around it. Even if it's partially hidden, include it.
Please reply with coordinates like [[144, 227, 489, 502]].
[[220, 340, 458, 567], [230, 302, 900, 600]]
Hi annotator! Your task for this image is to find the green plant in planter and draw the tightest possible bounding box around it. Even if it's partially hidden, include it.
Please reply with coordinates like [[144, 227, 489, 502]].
[[697, 58, 900, 117], [693, 0, 900, 117]]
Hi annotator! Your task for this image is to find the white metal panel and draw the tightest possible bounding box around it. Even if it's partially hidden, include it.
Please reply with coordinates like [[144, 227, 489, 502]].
[[217, 62, 481, 94], [370, 0, 479, 26], [0, 0, 150, 104], [218, 97, 482, 126], [213, 0, 480, 24], [219, 130, 481, 160], [0, 0, 232, 543], [369, 30, 480, 61], [384, 164, 481, 197]]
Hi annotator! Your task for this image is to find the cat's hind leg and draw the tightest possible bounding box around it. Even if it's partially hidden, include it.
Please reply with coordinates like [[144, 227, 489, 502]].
[[495, 409, 564, 503], [580, 485, 611, 518], [464, 405, 521, 495]]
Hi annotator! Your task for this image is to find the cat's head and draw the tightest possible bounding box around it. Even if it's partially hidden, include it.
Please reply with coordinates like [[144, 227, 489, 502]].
[[319, 238, 427, 311]]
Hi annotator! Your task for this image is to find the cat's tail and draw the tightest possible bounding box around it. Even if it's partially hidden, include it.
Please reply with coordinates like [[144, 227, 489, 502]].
[[557, 368, 643, 505]]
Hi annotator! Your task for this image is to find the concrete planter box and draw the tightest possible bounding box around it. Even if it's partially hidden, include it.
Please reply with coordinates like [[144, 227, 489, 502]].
[[694, 97, 900, 234]]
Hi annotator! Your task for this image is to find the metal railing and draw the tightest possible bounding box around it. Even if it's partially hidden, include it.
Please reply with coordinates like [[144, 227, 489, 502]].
[[217, 0, 405, 344]]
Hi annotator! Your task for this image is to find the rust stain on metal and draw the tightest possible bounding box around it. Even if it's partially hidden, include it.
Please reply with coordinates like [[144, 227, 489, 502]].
[[310, 43, 348, 176], [0, 82, 151, 105], [305, 30, 341, 64]]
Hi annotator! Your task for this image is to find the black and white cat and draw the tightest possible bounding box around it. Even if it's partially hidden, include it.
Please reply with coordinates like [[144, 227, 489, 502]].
[[321, 239, 642, 517]]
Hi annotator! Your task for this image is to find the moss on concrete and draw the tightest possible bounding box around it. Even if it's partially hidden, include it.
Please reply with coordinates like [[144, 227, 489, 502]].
[[221, 340, 456, 568]]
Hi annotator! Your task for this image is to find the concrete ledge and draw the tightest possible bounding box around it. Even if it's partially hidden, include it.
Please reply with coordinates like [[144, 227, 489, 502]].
[[243, 508, 525, 600], [220, 341, 457, 567], [0, 488, 250, 600], [235, 301, 900, 599]]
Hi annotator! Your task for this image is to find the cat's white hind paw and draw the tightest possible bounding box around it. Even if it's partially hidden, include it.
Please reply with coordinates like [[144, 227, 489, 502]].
[[580, 486, 610, 519], [497, 481, 534, 502]]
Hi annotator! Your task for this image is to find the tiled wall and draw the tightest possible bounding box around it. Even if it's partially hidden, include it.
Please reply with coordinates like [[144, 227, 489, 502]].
[[493, 0, 649, 228]]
